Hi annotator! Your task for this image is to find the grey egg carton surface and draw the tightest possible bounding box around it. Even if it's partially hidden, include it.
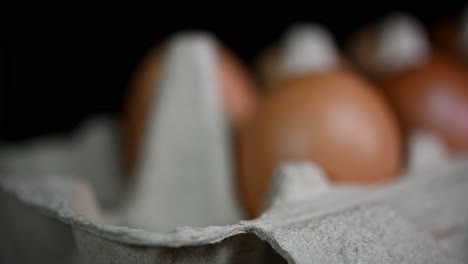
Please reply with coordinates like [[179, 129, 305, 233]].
[[1, 32, 467, 264]]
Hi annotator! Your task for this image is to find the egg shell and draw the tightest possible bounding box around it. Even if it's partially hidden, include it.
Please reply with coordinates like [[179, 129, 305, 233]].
[[379, 54, 468, 152], [238, 69, 403, 217]]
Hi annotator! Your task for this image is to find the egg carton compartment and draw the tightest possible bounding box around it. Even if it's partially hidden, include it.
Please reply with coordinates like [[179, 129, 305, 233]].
[[0, 31, 467, 264]]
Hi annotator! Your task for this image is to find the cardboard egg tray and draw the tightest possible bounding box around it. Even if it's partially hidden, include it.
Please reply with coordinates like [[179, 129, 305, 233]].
[[0, 32, 467, 264]]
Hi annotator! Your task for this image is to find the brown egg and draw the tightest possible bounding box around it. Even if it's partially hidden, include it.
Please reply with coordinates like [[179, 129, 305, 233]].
[[379, 54, 468, 152], [347, 13, 468, 152], [238, 69, 402, 217], [121, 41, 259, 176]]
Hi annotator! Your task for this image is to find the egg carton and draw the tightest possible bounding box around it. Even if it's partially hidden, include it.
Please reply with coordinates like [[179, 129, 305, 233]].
[[0, 32, 467, 264]]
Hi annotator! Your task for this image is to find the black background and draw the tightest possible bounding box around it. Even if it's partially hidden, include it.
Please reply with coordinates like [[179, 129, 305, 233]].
[[1, 2, 466, 141]]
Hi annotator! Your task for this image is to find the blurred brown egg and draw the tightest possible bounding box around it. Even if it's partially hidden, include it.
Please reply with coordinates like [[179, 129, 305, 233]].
[[239, 25, 403, 217], [379, 54, 468, 152], [347, 13, 468, 153], [121, 40, 259, 176]]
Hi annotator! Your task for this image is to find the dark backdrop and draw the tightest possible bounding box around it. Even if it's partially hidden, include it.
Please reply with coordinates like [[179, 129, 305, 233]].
[[1, 2, 466, 141]]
